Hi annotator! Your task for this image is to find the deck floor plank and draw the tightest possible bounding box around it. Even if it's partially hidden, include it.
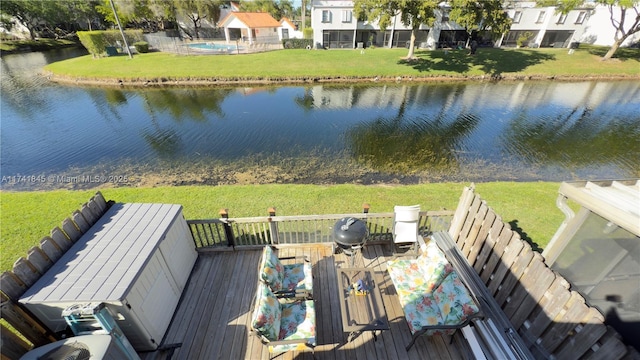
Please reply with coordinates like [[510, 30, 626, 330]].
[[142, 245, 465, 360]]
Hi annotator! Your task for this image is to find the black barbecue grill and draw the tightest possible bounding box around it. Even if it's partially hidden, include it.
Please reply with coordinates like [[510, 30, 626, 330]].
[[333, 217, 368, 265]]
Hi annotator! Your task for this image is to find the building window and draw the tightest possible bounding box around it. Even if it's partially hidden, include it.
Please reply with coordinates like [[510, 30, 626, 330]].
[[322, 10, 331, 23], [512, 11, 522, 24], [342, 10, 352, 23], [557, 13, 567, 24], [575, 11, 586, 24], [536, 11, 546, 24]]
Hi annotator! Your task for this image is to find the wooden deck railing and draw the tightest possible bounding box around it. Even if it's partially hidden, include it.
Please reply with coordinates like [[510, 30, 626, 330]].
[[448, 185, 638, 360], [186, 208, 455, 249]]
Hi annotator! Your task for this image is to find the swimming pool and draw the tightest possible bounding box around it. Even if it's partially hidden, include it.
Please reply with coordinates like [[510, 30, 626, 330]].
[[187, 42, 240, 52]]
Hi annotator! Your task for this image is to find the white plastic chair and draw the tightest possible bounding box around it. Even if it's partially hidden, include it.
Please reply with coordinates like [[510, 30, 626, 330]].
[[392, 205, 422, 253]]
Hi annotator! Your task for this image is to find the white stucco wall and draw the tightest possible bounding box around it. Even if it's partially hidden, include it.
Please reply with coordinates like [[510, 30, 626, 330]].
[[575, 4, 640, 47]]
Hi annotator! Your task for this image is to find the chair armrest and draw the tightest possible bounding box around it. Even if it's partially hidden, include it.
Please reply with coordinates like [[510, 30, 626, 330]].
[[268, 338, 315, 346], [278, 255, 310, 263], [274, 289, 312, 300]]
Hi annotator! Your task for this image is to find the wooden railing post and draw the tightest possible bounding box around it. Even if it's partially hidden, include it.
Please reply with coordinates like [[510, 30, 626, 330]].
[[219, 209, 235, 247], [268, 207, 279, 245], [362, 203, 370, 214]]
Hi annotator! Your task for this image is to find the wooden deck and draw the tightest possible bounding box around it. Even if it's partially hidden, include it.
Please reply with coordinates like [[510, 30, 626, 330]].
[[140, 244, 469, 360]]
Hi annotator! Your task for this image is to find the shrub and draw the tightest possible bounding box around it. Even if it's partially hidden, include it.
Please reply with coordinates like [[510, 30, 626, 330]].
[[516, 31, 534, 48], [282, 38, 314, 49], [77, 30, 145, 57], [303, 28, 313, 39], [133, 41, 149, 53]]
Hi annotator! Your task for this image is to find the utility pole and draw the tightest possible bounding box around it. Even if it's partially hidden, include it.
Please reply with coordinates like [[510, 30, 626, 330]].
[[109, 0, 133, 59]]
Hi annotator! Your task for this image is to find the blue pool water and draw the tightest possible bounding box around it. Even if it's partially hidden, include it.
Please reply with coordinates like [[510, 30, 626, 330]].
[[187, 43, 239, 52]]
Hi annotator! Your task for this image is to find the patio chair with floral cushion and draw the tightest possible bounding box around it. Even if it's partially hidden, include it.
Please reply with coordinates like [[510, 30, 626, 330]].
[[259, 245, 313, 299], [387, 236, 483, 351], [251, 282, 316, 358]]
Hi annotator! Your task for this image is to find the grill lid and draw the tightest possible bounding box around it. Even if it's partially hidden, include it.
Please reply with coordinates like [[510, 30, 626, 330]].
[[333, 217, 368, 246]]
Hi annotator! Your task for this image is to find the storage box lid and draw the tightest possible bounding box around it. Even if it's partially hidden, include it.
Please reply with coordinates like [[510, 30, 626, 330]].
[[20, 203, 183, 304]]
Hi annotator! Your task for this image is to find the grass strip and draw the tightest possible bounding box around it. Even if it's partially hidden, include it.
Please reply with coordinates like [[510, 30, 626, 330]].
[[44, 45, 640, 85], [0, 38, 78, 53], [0, 182, 563, 271]]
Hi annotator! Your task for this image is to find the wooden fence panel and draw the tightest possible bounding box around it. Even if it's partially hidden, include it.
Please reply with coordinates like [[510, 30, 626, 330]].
[[458, 196, 482, 255], [480, 224, 513, 284], [539, 291, 587, 351], [494, 244, 534, 307], [92, 191, 108, 213], [49, 227, 72, 252], [486, 235, 524, 296], [39, 237, 63, 264], [1, 293, 54, 347], [555, 318, 608, 359], [61, 218, 81, 243], [0, 272, 26, 301], [1, 192, 110, 360], [25, 247, 52, 276], [11, 258, 40, 290], [81, 203, 98, 225], [467, 204, 495, 267], [523, 276, 572, 341], [72, 210, 90, 233], [0, 322, 31, 360], [506, 253, 556, 329], [449, 185, 637, 360], [86, 199, 103, 222], [473, 213, 504, 275], [582, 328, 629, 360]]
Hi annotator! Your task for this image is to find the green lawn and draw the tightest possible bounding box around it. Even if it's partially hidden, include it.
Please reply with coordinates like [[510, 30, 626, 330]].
[[0, 38, 78, 53], [0, 182, 564, 272], [44, 45, 640, 84]]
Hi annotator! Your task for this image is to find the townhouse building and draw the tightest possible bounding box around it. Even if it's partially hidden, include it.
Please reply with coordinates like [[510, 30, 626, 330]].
[[310, 0, 640, 49]]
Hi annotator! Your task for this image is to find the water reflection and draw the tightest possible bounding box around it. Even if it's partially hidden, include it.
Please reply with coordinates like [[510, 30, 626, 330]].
[[1, 50, 639, 189], [347, 94, 480, 172]]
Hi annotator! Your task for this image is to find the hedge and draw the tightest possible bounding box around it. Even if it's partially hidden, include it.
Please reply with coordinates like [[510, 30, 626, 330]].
[[77, 30, 144, 57], [282, 38, 314, 49]]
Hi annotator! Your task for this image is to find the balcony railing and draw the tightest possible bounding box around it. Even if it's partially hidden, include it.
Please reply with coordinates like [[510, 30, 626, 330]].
[[187, 210, 455, 249]]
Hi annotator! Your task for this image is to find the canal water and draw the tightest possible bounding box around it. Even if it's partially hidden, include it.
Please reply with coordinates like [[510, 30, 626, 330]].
[[1, 49, 639, 190]]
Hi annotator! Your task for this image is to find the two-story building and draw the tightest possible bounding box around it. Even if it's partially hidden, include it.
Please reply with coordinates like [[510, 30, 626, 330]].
[[310, 0, 436, 49], [311, 0, 639, 49]]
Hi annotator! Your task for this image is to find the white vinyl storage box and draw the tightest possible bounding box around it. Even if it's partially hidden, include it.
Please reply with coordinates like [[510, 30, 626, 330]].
[[19, 203, 198, 351]]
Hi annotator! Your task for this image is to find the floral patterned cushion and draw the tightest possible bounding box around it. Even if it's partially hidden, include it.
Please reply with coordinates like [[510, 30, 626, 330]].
[[433, 271, 479, 326], [269, 299, 316, 354], [282, 262, 313, 294], [260, 246, 285, 292], [400, 271, 479, 336], [252, 284, 282, 341], [417, 239, 453, 289], [387, 240, 452, 306]]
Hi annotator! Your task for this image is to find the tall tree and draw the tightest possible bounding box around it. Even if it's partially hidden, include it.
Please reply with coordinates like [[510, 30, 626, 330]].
[[96, 0, 132, 28], [59, 0, 103, 31], [538, 0, 640, 60], [240, 0, 281, 18], [1, 1, 49, 39], [148, 0, 177, 30], [448, 0, 512, 45], [174, 0, 222, 39], [353, 0, 439, 59]]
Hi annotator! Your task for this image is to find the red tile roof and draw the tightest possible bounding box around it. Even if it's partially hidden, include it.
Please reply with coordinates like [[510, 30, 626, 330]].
[[219, 12, 281, 28], [280, 17, 296, 29]]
